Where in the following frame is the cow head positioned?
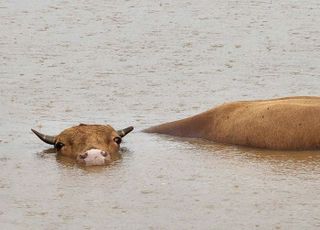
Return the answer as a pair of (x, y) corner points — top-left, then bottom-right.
(31, 124), (133, 166)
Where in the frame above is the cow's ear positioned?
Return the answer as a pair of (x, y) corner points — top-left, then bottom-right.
(113, 137), (122, 145)
(54, 142), (65, 150)
(117, 126), (134, 137)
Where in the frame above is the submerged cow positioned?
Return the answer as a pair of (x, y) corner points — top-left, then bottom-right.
(144, 96), (320, 150)
(32, 124), (133, 166)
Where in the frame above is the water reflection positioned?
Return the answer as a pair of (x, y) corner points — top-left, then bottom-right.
(162, 134), (320, 175)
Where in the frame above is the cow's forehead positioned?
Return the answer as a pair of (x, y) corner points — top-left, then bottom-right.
(58, 124), (116, 139)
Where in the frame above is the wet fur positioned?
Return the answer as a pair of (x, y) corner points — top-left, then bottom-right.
(144, 96), (320, 150)
(55, 124), (121, 160)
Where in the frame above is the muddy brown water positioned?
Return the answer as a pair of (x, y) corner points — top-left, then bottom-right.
(1, 0), (320, 229)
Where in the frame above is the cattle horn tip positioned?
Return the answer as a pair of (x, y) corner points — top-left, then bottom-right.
(31, 128), (56, 145)
(117, 126), (134, 137)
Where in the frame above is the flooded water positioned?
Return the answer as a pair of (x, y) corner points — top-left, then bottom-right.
(1, 0), (320, 229)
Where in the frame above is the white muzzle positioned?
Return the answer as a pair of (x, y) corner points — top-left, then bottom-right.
(77, 149), (111, 166)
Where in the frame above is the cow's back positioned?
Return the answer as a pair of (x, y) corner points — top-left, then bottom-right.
(145, 96), (320, 150)
(210, 96), (320, 149)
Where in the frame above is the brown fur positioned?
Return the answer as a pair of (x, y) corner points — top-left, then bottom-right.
(144, 96), (320, 150)
(54, 124), (121, 160)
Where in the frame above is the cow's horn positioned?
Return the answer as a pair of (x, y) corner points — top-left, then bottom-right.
(31, 129), (56, 145)
(117, 126), (134, 137)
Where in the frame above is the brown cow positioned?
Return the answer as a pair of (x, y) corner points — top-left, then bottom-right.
(144, 96), (320, 150)
(32, 124), (133, 166)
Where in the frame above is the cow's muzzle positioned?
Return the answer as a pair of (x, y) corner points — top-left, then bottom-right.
(77, 149), (111, 166)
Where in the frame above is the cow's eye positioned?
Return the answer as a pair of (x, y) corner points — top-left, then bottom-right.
(113, 137), (122, 145)
(54, 142), (65, 150)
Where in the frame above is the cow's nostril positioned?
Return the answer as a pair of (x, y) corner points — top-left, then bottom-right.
(80, 152), (88, 159)
(101, 151), (107, 157)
